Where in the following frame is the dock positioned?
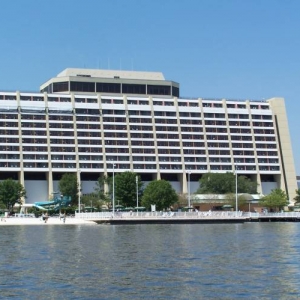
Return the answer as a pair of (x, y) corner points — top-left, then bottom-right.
(75, 211), (300, 225)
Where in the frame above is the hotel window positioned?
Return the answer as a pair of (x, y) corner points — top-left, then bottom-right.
(172, 86), (179, 97)
(97, 83), (121, 93)
(203, 103), (212, 107)
(4, 95), (17, 100)
(261, 105), (269, 110)
(70, 81), (95, 92)
(53, 82), (69, 92)
(214, 103), (223, 108)
(237, 104), (246, 109)
(227, 104), (235, 108)
(148, 85), (171, 96)
(123, 84), (146, 95)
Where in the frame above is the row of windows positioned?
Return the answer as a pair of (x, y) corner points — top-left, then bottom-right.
(157, 141), (180, 147)
(0, 152), (280, 165)
(104, 132), (127, 138)
(105, 140), (128, 146)
(132, 157), (156, 162)
(210, 165), (241, 171)
(51, 81), (178, 97)
(0, 163), (277, 171)
(1, 93), (271, 111)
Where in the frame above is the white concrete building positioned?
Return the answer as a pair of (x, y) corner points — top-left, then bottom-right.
(0, 68), (297, 204)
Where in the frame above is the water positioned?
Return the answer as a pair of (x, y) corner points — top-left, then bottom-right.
(0, 223), (300, 299)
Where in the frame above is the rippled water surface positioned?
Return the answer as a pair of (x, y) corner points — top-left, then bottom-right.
(0, 223), (300, 299)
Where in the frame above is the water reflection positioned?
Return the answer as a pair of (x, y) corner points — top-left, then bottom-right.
(0, 223), (299, 299)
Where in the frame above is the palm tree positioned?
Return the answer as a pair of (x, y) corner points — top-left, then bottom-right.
(294, 189), (300, 205)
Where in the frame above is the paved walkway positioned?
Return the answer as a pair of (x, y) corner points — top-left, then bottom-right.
(0, 216), (97, 226)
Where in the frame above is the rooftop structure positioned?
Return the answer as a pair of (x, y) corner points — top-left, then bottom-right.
(40, 68), (179, 97)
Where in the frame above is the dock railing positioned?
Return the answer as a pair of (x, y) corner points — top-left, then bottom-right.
(75, 211), (244, 220)
(75, 211), (300, 220)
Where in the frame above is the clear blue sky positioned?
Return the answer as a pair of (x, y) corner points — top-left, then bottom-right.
(0, 0), (299, 174)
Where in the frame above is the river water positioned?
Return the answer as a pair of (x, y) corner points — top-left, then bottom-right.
(0, 223), (299, 299)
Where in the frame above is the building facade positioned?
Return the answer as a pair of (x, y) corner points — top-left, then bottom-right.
(0, 68), (297, 204)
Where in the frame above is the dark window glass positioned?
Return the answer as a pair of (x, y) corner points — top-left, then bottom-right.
(148, 85), (171, 96)
(70, 81), (95, 92)
(75, 108), (100, 115)
(96, 83), (121, 93)
(53, 82), (69, 92)
(172, 86), (179, 97)
(122, 84), (146, 95)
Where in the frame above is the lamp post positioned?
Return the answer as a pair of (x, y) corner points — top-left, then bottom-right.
(112, 163), (115, 217)
(235, 164), (238, 217)
(188, 171), (191, 209)
(136, 175), (138, 212)
(78, 169), (81, 214)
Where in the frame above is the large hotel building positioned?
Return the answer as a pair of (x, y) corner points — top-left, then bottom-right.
(0, 68), (297, 205)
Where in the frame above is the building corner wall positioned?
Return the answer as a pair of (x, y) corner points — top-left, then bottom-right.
(268, 97), (297, 204)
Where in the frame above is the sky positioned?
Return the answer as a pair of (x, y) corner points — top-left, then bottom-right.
(0, 0), (299, 174)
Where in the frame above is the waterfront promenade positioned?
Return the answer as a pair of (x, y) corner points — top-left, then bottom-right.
(76, 211), (300, 224)
(0, 216), (96, 226)
(1, 211), (300, 225)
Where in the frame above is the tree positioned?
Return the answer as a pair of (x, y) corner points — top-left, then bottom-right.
(141, 180), (178, 211)
(58, 173), (78, 206)
(0, 179), (26, 212)
(294, 189), (300, 205)
(109, 171), (143, 207)
(94, 175), (110, 202)
(197, 172), (257, 194)
(81, 193), (106, 211)
(259, 188), (288, 211)
(225, 193), (248, 211)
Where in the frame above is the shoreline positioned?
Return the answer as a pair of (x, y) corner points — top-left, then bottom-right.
(0, 217), (97, 226)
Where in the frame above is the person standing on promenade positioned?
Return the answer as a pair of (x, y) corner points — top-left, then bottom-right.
(44, 212), (49, 223)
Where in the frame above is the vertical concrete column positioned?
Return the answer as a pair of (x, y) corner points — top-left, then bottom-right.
(44, 92), (53, 198)
(223, 99), (234, 171)
(149, 96), (160, 180)
(199, 98), (210, 173)
(174, 97), (186, 193)
(99, 94), (109, 194)
(71, 93), (80, 172)
(268, 97), (297, 203)
(124, 95), (133, 171)
(16, 91), (26, 203)
(247, 100), (262, 195)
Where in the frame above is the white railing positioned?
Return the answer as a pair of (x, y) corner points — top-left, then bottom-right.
(75, 211), (300, 220)
(252, 212), (300, 218)
(75, 211), (244, 220)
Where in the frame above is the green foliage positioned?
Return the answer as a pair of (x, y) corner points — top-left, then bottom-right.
(141, 180), (178, 210)
(259, 188), (288, 210)
(197, 172), (257, 194)
(0, 179), (26, 211)
(94, 175), (110, 201)
(109, 171), (143, 207)
(294, 189), (300, 204)
(81, 193), (107, 210)
(225, 193), (248, 210)
(58, 173), (78, 205)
